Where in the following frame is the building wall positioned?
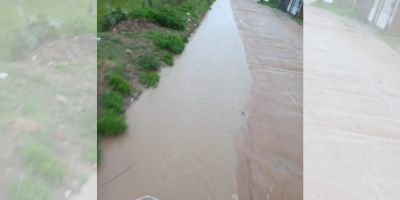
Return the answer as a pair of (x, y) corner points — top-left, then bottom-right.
(387, 2), (400, 35)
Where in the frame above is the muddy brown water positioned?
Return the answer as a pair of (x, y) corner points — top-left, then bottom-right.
(98, 0), (251, 199)
(98, 0), (303, 199)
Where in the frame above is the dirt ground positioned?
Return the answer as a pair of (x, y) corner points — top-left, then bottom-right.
(231, 0), (303, 199)
(304, 1), (400, 200)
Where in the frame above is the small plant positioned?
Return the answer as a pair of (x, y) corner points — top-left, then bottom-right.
(99, 7), (129, 31)
(106, 73), (132, 96)
(155, 5), (186, 30)
(147, 31), (185, 54)
(163, 54), (174, 65)
(20, 145), (65, 184)
(97, 110), (127, 136)
(138, 53), (161, 70)
(101, 91), (124, 113)
(9, 178), (50, 200)
(129, 7), (157, 21)
(139, 72), (160, 87)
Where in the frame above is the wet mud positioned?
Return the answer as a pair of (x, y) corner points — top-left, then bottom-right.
(231, 0), (303, 199)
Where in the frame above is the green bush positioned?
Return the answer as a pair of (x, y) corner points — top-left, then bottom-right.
(101, 91), (124, 112)
(163, 54), (174, 65)
(129, 7), (157, 21)
(138, 53), (161, 70)
(155, 6), (186, 30)
(20, 145), (65, 184)
(106, 73), (132, 96)
(99, 7), (129, 31)
(147, 31), (185, 54)
(98, 110), (127, 137)
(139, 72), (160, 87)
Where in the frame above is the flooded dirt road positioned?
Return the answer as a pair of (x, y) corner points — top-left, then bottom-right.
(231, 0), (303, 199)
(98, 0), (251, 199)
(304, 2), (400, 200)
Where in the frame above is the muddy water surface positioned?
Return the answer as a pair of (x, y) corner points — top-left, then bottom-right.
(98, 0), (251, 199)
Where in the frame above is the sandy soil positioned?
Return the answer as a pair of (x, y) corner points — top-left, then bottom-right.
(304, 2), (400, 200)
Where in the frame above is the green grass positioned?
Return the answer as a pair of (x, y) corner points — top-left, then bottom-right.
(106, 72), (132, 96)
(20, 145), (65, 184)
(101, 91), (124, 113)
(291, 16), (303, 25)
(163, 54), (174, 65)
(147, 31), (185, 54)
(154, 5), (187, 30)
(8, 178), (50, 200)
(139, 72), (160, 87)
(139, 53), (161, 70)
(258, 0), (280, 10)
(97, 110), (127, 137)
(258, 0), (302, 25)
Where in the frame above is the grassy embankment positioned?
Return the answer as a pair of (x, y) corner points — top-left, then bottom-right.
(97, 0), (215, 162)
(258, 0), (303, 25)
(311, 0), (400, 52)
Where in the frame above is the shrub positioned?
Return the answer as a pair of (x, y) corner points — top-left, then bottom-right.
(106, 73), (132, 96)
(97, 110), (127, 137)
(139, 72), (160, 87)
(155, 6), (186, 30)
(138, 53), (161, 70)
(147, 31), (185, 54)
(99, 7), (129, 31)
(102, 91), (124, 112)
(20, 145), (65, 184)
(163, 54), (174, 65)
(129, 7), (157, 21)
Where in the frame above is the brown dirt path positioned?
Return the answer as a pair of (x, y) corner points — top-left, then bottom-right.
(231, 0), (303, 199)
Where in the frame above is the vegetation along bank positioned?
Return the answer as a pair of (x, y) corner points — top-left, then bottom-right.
(97, 0), (215, 163)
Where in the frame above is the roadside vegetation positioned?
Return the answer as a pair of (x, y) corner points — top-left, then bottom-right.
(97, 0), (215, 162)
(258, 0), (303, 25)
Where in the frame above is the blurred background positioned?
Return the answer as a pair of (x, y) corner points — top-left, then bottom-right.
(304, 0), (400, 199)
(0, 0), (97, 199)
